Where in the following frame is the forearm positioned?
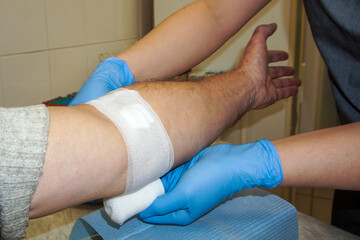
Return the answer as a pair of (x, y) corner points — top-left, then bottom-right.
(30, 70), (254, 218)
(118, 0), (269, 82)
(125, 72), (255, 164)
(274, 122), (360, 190)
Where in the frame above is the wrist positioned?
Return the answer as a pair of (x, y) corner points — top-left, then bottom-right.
(229, 139), (283, 192)
(228, 68), (258, 112)
(101, 58), (136, 87)
(256, 139), (283, 188)
(202, 70), (257, 125)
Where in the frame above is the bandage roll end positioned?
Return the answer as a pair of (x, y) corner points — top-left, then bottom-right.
(104, 179), (165, 225)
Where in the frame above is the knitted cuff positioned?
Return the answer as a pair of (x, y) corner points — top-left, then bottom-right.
(0, 105), (49, 240)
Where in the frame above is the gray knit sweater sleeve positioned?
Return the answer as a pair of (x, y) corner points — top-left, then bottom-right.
(0, 105), (49, 240)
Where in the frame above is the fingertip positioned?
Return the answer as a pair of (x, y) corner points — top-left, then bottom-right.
(139, 200), (161, 219)
(267, 50), (289, 63)
(67, 100), (78, 107)
(140, 215), (163, 224)
(139, 210), (151, 219)
(276, 86), (300, 100)
(139, 195), (169, 218)
(266, 23), (277, 37)
(140, 210), (194, 226)
(254, 23), (277, 39)
(268, 23), (277, 30)
(288, 67), (295, 76)
(283, 51), (289, 60)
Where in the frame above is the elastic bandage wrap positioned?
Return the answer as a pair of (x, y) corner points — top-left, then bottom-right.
(87, 89), (174, 194)
(104, 179), (164, 225)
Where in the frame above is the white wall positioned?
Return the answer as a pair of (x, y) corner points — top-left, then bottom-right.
(0, 0), (149, 107)
(155, 0), (292, 72)
(300, 20), (339, 133)
(154, 0), (294, 144)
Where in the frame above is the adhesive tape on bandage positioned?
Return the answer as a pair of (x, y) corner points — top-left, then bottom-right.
(87, 89), (174, 193)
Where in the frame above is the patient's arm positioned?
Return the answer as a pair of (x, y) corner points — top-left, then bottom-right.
(29, 24), (300, 218)
(118, 0), (270, 82)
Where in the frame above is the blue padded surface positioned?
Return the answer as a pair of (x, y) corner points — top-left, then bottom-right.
(70, 188), (298, 240)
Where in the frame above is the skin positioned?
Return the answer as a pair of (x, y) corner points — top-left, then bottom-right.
(275, 122), (360, 190)
(118, 0), (270, 82)
(29, 24), (299, 218)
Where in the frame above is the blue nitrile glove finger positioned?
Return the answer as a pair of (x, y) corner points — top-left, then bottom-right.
(139, 191), (193, 225)
(68, 57), (135, 106)
(160, 155), (199, 192)
(140, 139), (283, 225)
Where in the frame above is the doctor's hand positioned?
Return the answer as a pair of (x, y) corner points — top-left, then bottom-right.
(140, 139), (283, 225)
(69, 58), (135, 106)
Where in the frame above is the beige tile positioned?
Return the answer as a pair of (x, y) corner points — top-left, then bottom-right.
(244, 100), (287, 142)
(294, 193), (312, 215)
(46, 0), (86, 48)
(49, 47), (88, 97)
(0, 73), (4, 107)
(296, 187), (313, 196)
(313, 188), (334, 200)
(312, 197), (333, 224)
(84, 0), (117, 44)
(154, 0), (193, 26)
(266, 187), (291, 202)
(116, 0), (140, 40)
(220, 120), (242, 145)
(0, 53), (51, 107)
(0, 0), (47, 55)
(86, 40), (136, 75)
(266, 187), (282, 198)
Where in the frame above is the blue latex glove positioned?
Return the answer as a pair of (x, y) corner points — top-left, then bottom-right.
(68, 57), (135, 106)
(140, 139), (283, 225)
(160, 153), (200, 192)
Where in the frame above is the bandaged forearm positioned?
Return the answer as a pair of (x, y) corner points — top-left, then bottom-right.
(87, 89), (173, 223)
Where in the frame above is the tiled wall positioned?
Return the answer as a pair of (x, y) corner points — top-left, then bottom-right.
(295, 188), (334, 224)
(267, 187), (334, 224)
(0, 0), (147, 107)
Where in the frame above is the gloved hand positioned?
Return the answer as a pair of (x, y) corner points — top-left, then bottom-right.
(102, 158), (199, 225)
(140, 139), (283, 225)
(160, 153), (200, 192)
(68, 57), (135, 106)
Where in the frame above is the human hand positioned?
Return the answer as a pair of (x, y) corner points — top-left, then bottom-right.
(160, 152), (200, 192)
(68, 58), (135, 106)
(235, 23), (301, 110)
(140, 139), (283, 225)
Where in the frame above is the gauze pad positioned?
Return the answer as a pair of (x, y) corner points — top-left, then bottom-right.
(104, 179), (164, 225)
(87, 89), (174, 193)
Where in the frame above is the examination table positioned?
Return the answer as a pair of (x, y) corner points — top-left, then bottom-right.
(26, 188), (360, 239)
(69, 188), (297, 239)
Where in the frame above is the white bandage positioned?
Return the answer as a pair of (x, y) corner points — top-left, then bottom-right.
(104, 179), (164, 225)
(87, 89), (174, 193)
